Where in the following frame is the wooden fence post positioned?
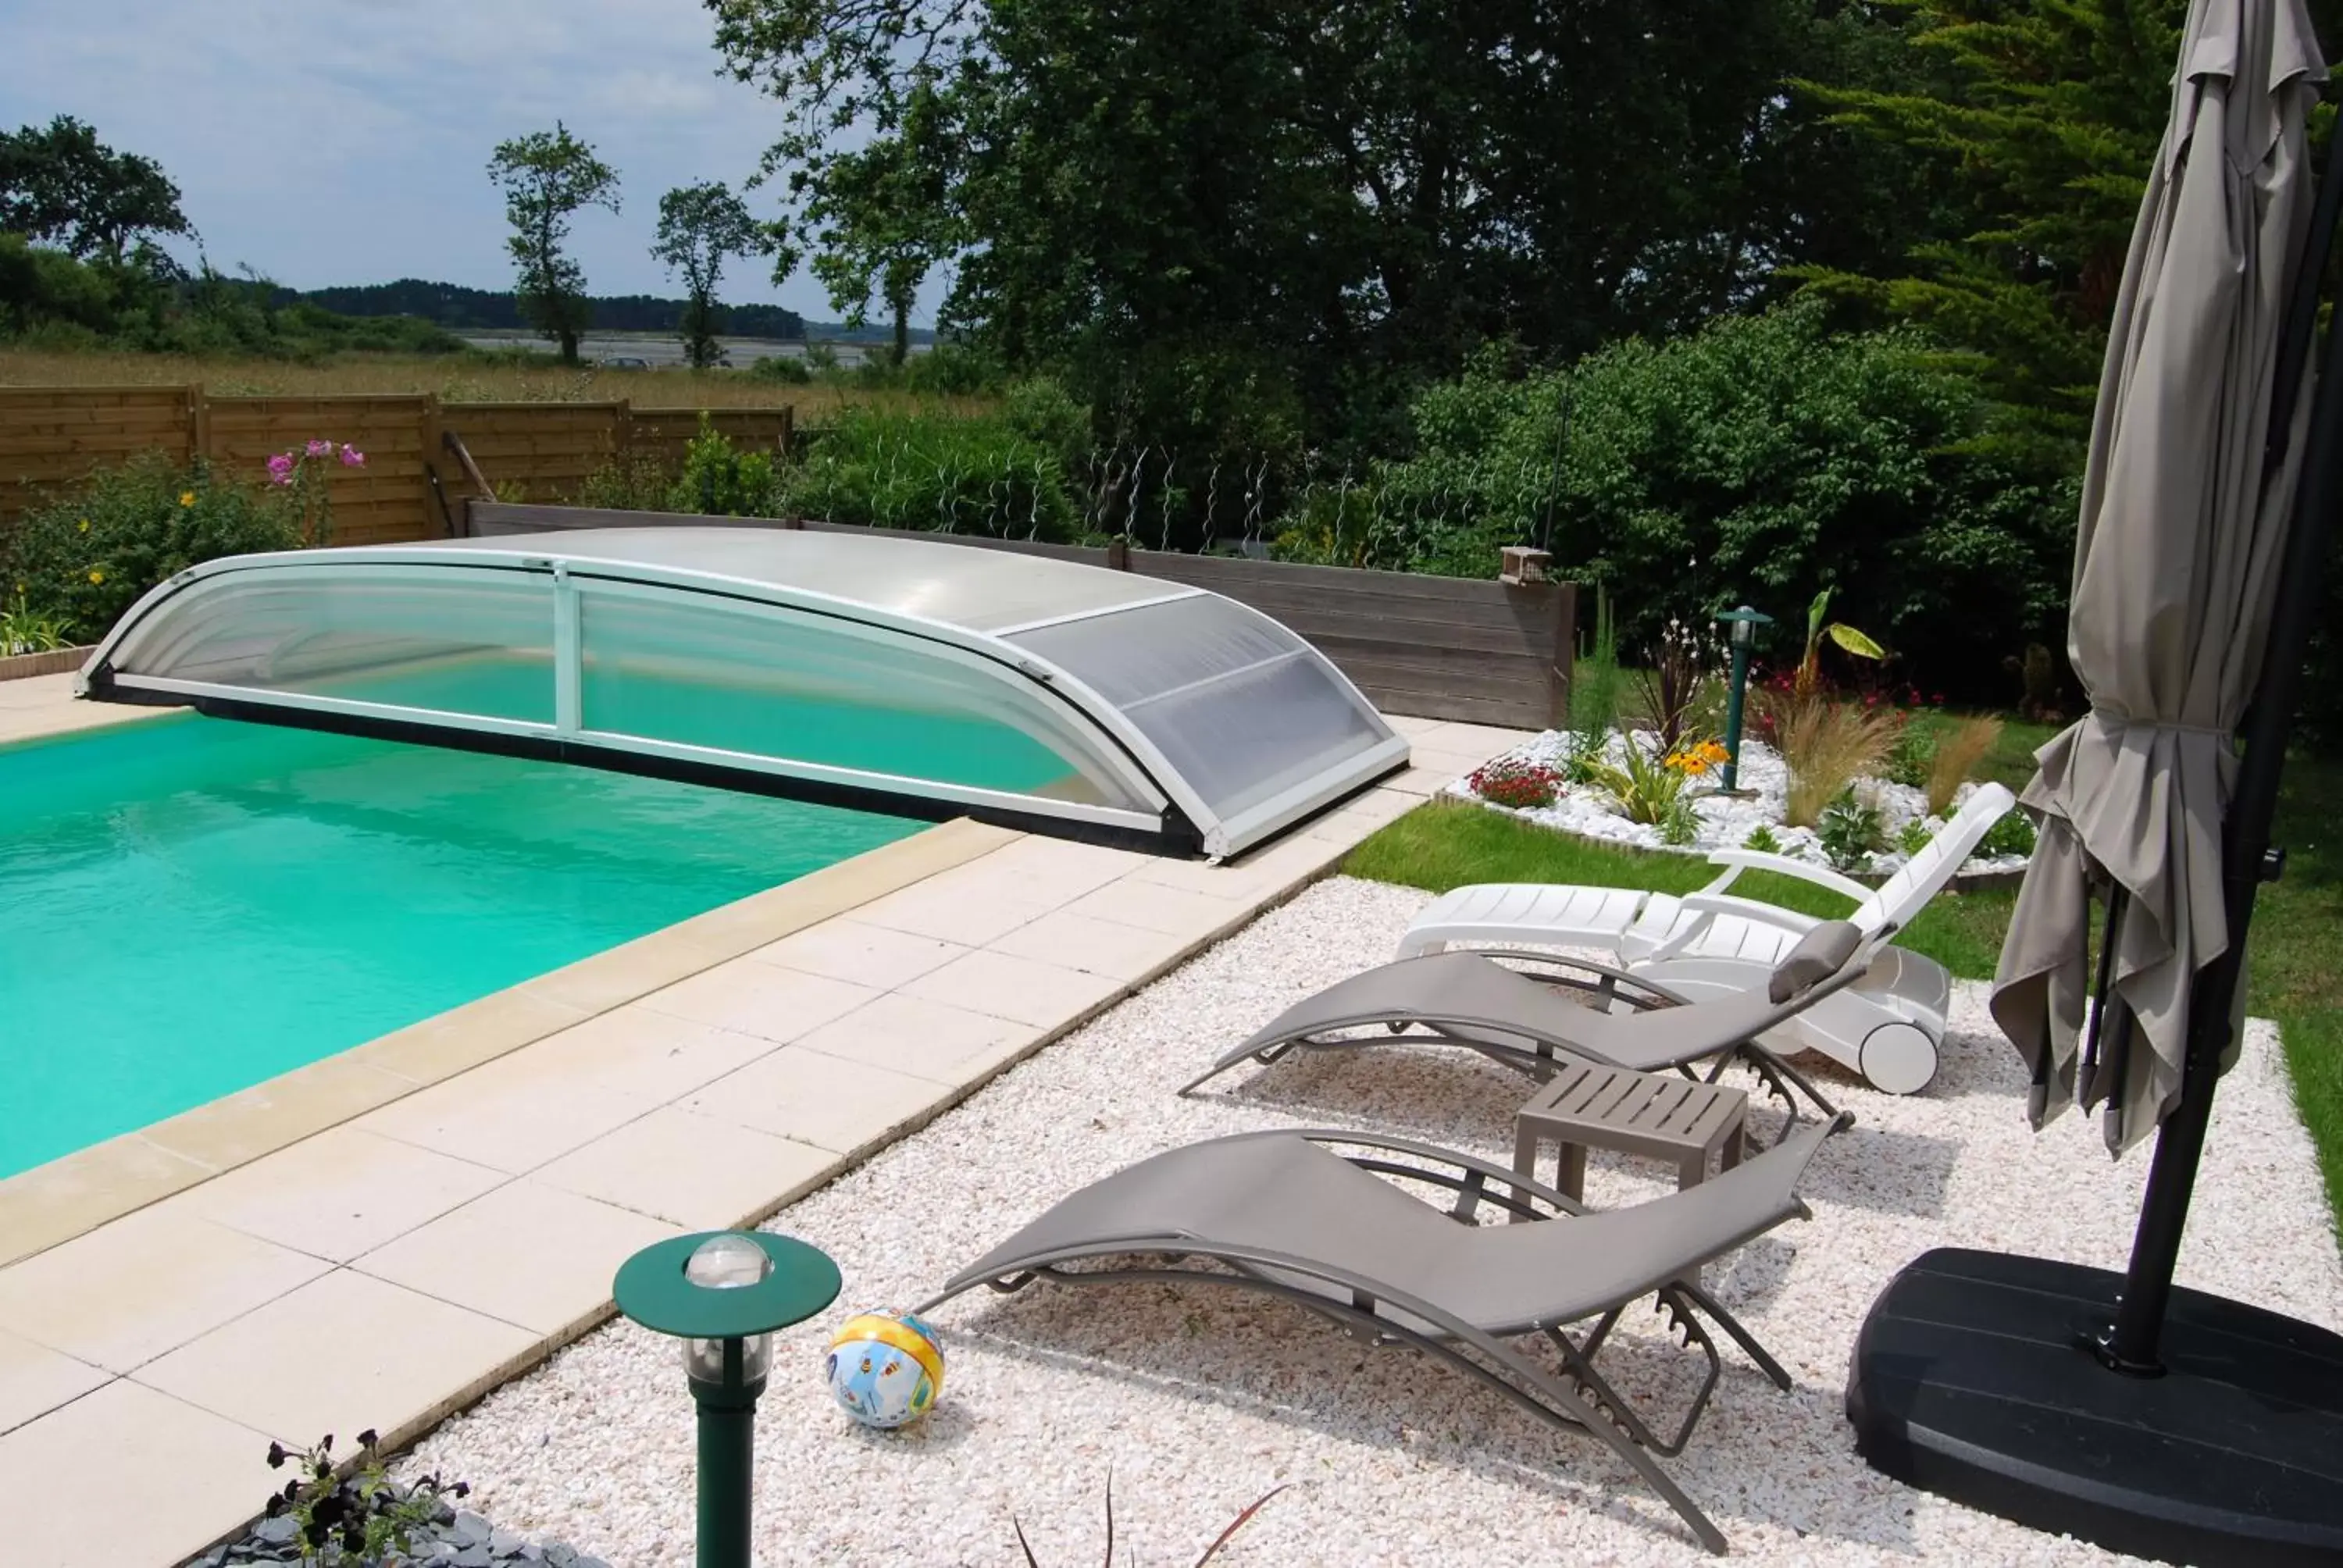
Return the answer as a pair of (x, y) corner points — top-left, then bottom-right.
(1106, 536), (1130, 572)
(188, 383), (212, 465)
(1549, 581), (1579, 728)
(419, 394), (448, 537)
(616, 399), (635, 461)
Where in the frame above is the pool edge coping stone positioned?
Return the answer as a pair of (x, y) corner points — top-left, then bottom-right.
(0, 817), (1018, 1270)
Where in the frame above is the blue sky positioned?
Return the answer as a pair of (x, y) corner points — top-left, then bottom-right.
(0, 0), (941, 323)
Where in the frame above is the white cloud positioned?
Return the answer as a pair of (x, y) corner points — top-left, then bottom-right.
(0, 0), (940, 322)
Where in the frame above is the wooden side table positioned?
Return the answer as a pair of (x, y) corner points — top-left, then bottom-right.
(1512, 1059), (1749, 1213)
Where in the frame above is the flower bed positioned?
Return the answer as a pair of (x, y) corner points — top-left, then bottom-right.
(1453, 729), (2034, 878)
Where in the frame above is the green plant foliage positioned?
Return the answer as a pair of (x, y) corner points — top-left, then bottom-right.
(785, 404), (1079, 540)
(1586, 737), (1694, 827)
(1899, 817), (1935, 857)
(1277, 304), (2073, 697)
(1658, 792), (1700, 847)
(5, 451), (301, 642)
(487, 122), (621, 365)
(262, 1431), (471, 1565)
(747, 351), (814, 385)
(1565, 587), (1624, 785)
(1742, 823), (1785, 855)
(1817, 788), (1888, 873)
(575, 451), (679, 511)
(0, 587), (71, 653)
(666, 415), (781, 518)
(1888, 711), (1944, 789)
(1979, 810), (2038, 860)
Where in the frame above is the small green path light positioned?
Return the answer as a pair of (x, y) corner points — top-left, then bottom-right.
(614, 1231), (842, 1568)
(1715, 604), (1774, 795)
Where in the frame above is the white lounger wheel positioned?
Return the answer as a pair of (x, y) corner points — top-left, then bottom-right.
(1859, 1021), (1939, 1096)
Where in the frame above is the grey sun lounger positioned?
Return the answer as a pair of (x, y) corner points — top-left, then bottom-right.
(923, 1113), (1853, 1554)
(1181, 919), (1882, 1127)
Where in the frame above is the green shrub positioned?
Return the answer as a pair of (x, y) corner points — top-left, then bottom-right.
(1001, 376), (1093, 476)
(1979, 811), (2038, 860)
(5, 452), (301, 642)
(784, 405), (1079, 540)
(575, 451), (679, 511)
(904, 343), (1006, 396)
(1817, 788), (1888, 873)
(665, 415), (780, 518)
(1742, 823), (1784, 854)
(1279, 302), (2074, 700)
(747, 353), (813, 386)
(1898, 818), (1935, 857)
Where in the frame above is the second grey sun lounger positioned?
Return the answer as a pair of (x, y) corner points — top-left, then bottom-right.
(1182, 919), (1881, 1125)
(924, 1113), (1852, 1554)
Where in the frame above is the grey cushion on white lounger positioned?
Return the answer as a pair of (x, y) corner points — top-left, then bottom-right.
(1767, 920), (1864, 1003)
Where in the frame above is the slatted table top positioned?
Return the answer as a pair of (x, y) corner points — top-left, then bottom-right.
(1517, 1058), (1748, 1161)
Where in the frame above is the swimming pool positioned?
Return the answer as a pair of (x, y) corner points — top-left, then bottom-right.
(0, 714), (920, 1180)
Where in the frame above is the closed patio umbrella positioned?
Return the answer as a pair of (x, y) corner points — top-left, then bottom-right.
(1847, 3), (2343, 1563)
(1990, 0), (2324, 1155)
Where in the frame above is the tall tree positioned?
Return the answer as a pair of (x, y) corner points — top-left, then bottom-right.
(798, 80), (958, 365)
(0, 115), (193, 265)
(651, 180), (772, 368)
(1793, 1), (2188, 455)
(487, 124), (620, 365)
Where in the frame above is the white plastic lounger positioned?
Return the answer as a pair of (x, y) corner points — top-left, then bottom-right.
(1396, 782), (2018, 1095)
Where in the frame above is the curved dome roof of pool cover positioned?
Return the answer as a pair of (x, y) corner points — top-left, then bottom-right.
(79, 528), (1410, 857)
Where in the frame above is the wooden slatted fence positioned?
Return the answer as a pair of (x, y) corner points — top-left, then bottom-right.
(464, 500), (1572, 728)
(0, 388), (794, 547)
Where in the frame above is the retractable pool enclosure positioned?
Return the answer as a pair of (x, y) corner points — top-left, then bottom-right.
(77, 528), (1410, 857)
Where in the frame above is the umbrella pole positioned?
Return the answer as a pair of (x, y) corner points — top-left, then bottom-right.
(2099, 117), (2343, 1374)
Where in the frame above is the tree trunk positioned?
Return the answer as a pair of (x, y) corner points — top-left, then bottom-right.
(559, 328), (580, 365)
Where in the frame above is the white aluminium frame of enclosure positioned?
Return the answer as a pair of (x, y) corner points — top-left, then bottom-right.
(77, 528), (1410, 857)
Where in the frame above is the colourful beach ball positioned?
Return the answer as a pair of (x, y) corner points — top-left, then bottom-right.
(826, 1311), (944, 1429)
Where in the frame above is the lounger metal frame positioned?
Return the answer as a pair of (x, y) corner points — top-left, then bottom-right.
(923, 1124), (1848, 1555)
(1180, 949), (1853, 1131)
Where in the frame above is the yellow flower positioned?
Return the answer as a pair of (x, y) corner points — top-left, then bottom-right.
(87, 569), (105, 585)
(179, 490), (196, 508)
(77, 519), (90, 533)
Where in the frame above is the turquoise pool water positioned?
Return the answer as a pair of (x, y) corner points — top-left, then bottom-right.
(0, 715), (921, 1180)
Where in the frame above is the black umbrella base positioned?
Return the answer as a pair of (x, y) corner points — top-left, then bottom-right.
(1846, 1248), (2343, 1566)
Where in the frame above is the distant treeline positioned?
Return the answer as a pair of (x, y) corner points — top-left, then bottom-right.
(291, 278), (810, 340)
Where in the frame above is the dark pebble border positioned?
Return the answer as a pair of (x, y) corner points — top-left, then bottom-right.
(184, 1497), (610, 1568)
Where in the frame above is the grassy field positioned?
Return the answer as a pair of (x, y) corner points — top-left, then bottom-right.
(0, 347), (990, 415)
(1345, 719), (2343, 1233)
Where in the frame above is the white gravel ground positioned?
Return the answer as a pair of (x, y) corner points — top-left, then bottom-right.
(1460, 730), (2031, 878)
(403, 877), (2340, 1566)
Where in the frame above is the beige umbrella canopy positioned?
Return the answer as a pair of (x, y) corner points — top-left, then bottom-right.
(1991, 0), (2326, 1154)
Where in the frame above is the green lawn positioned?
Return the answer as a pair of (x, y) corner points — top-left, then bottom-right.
(1343, 725), (2343, 1230)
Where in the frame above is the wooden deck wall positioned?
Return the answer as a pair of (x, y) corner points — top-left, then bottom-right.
(466, 501), (1574, 728)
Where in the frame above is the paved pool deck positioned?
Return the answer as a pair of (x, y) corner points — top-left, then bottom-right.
(0, 672), (1527, 1568)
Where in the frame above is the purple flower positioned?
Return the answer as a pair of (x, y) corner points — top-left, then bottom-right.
(338, 445), (366, 467)
(305, 439), (332, 458)
(266, 453), (295, 486)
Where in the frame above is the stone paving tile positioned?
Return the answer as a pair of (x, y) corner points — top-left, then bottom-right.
(503, 1007), (782, 1103)
(897, 948), (1126, 1030)
(351, 1049), (662, 1176)
(635, 961), (878, 1046)
(180, 1127), (505, 1265)
(793, 993), (1027, 1085)
(683, 1045), (954, 1157)
(532, 1107), (840, 1230)
(0, 1202), (331, 1375)
(355, 1181), (682, 1338)
(0, 1378), (274, 1568)
(0, 1327), (108, 1437)
(848, 878), (1061, 946)
(749, 918), (970, 991)
(136, 1269), (538, 1454)
(986, 907), (1195, 982)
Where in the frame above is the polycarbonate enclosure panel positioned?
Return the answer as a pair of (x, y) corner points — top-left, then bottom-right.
(1010, 594), (1394, 823)
(442, 526), (1165, 633)
(575, 589), (1150, 810)
(104, 570), (555, 723)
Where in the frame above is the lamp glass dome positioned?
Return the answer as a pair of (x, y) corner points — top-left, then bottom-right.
(683, 1234), (777, 1386)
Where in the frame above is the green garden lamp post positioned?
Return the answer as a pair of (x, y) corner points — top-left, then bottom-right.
(1715, 604), (1774, 794)
(614, 1231), (842, 1568)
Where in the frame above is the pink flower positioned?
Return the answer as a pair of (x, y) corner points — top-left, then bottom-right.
(305, 439), (332, 458)
(266, 453), (295, 486)
(338, 445), (366, 467)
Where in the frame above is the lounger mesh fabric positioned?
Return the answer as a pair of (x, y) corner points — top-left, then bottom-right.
(79, 527), (1409, 857)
